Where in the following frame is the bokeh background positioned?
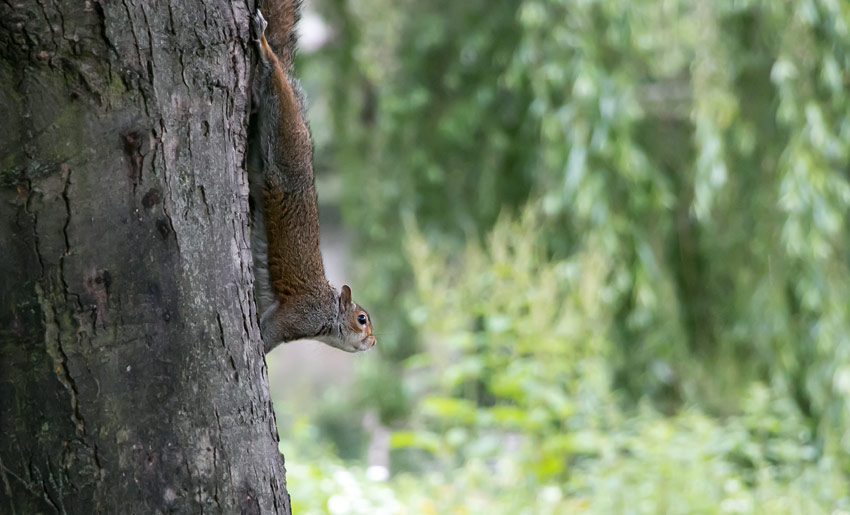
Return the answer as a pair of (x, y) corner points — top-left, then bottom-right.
(266, 0), (850, 513)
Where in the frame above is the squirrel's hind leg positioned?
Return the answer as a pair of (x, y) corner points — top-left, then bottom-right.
(250, 10), (269, 46)
(251, 10), (279, 68)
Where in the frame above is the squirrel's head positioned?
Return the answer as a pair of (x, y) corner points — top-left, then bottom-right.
(330, 285), (376, 353)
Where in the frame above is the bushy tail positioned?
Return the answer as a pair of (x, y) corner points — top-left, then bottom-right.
(261, 0), (301, 70)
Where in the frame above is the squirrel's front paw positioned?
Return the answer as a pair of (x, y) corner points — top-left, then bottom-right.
(250, 10), (268, 43)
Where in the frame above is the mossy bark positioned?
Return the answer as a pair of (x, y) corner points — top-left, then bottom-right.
(0, 1), (291, 513)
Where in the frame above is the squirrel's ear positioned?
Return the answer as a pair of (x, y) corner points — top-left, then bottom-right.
(340, 285), (352, 309)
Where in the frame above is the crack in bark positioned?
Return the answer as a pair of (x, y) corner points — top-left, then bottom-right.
(33, 250), (87, 445)
(58, 164), (73, 301)
(212, 442), (220, 510)
(119, 0), (143, 69)
(92, 1), (119, 57)
(199, 185), (212, 217)
(156, 125), (182, 255)
(0, 455), (18, 515)
(121, 129), (144, 197)
(25, 180), (46, 279)
(50, 0), (67, 47)
(139, 3), (155, 86)
(238, 291), (254, 348)
(1, 459), (40, 509)
(29, 459), (64, 515)
(166, 0), (177, 38)
(178, 49), (191, 92)
(213, 405), (237, 503)
(197, 0), (208, 46)
(35, 0), (57, 51)
(226, 1), (244, 53)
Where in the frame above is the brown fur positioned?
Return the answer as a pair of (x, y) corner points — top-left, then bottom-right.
(254, 10), (325, 306)
(261, 0), (300, 70)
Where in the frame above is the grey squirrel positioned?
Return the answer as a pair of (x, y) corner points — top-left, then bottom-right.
(249, 4), (375, 353)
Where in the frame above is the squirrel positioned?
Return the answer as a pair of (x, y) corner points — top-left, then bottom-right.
(248, 4), (376, 354)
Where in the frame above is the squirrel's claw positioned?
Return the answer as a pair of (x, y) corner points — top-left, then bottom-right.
(250, 10), (268, 44)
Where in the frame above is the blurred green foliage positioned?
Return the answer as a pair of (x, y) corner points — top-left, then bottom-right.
(287, 0), (850, 511)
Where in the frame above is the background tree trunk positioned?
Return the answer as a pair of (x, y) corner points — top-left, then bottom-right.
(0, 1), (291, 513)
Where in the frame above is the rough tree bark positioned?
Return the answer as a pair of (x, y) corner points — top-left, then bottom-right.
(0, 1), (291, 513)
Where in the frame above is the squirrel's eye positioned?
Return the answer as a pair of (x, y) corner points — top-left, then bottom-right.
(357, 314), (367, 325)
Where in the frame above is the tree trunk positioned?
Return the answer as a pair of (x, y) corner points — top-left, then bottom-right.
(0, 1), (291, 513)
